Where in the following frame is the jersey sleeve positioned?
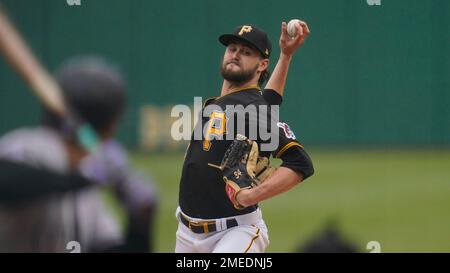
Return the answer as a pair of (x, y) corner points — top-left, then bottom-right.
(278, 143), (314, 180)
(243, 97), (314, 180)
(262, 89), (283, 106)
(271, 121), (301, 158)
(271, 121), (314, 180)
(252, 101), (314, 180)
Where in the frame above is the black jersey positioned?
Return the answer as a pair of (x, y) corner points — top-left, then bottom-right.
(179, 86), (314, 219)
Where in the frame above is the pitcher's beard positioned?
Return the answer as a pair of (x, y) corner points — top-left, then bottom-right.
(221, 62), (259, 85)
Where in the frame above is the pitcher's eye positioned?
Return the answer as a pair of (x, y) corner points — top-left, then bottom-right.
(243, 50), (252, 56)
(228, 46), (237, 52)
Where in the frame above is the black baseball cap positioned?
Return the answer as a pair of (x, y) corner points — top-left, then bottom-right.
(219, 25), (272, 58)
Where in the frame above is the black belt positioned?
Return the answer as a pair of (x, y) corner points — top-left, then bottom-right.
(180, 213), (238, 234)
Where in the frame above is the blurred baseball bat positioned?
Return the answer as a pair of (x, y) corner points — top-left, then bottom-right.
(0, 7), (66, 118)
(0, 7), (98, 151)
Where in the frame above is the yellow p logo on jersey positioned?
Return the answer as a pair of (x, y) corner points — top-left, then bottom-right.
(203, 111), (227, 151)
(238, 25), (253, 36)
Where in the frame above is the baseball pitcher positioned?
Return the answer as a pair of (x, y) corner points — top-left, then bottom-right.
(176, 21), (314, 253)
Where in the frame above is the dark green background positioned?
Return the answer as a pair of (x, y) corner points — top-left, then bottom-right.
(1, 0), (449, 147)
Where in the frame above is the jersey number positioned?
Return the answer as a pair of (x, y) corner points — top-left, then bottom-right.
(203, 111), (226, 151)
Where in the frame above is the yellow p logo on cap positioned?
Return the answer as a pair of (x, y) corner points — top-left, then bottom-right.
(238, 25), (253, 36)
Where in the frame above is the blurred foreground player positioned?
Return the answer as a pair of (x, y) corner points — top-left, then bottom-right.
(0, 57), (158, 252)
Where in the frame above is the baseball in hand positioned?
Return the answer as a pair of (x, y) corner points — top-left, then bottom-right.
(287, 19), (303, 38)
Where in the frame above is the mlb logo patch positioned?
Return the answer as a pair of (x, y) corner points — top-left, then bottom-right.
(277, 122), (296, 140)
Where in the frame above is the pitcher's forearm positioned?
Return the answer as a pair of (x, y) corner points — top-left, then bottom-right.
(265, 54), (293, 97)
(237, 167), (303, 207)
